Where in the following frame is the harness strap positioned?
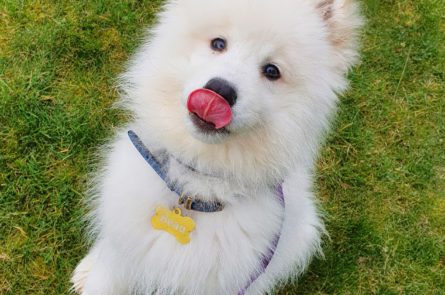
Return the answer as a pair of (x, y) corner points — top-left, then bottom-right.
(237, 185), (285, 295)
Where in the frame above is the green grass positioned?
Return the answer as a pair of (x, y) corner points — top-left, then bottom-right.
(1, 0), (444, 294)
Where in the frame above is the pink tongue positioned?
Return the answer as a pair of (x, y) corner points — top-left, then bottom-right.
(187, 89), (232, 129)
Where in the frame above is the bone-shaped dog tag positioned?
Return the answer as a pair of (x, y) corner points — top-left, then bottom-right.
(151, 207), (195, 245)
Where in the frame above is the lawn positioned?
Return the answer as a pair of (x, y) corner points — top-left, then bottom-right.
(0, 0), (444, 294)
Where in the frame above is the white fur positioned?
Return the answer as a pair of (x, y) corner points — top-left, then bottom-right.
(72, 0), (362, 294)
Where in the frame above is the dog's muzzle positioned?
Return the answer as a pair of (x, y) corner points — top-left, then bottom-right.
(187, 78), (237, 131)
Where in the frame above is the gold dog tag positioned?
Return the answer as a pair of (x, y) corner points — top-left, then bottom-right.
(151, 207), (196, 245)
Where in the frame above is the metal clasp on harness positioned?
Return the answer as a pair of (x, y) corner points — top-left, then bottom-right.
(179, 194), (193, 210)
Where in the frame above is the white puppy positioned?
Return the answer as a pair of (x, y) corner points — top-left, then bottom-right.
(72, 0), (362, 294)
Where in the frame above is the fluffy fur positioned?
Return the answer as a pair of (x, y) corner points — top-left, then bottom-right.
(72, 0), (362, 294)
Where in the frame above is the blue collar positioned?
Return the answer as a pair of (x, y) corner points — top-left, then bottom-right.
(128, 130), (224, 213)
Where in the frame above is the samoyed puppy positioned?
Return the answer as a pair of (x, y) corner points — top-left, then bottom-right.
(72, 0), (362, 294)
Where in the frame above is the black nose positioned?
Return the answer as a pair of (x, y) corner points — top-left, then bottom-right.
(204, 78), (237, 107)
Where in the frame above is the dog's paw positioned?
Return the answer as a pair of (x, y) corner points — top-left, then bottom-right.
(71, 253), (96, 294)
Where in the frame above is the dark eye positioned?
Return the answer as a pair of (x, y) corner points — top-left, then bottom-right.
(211, 38), (226, 52)
(263, 64), (281, 81)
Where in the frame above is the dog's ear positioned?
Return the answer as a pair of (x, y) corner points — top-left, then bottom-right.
(317, 0), (336, 21)
(316, 0), (363, 72)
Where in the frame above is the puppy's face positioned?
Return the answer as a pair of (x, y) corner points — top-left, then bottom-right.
(181, 27), (294, 144)
(176, 3), (318, 145)
(180, 28), (291, 143)
(126, 0), (361, 178)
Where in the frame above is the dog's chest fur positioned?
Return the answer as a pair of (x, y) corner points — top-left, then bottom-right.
(96, 135), (284, 295)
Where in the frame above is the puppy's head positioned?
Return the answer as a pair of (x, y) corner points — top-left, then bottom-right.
(122, 0), (362, 183)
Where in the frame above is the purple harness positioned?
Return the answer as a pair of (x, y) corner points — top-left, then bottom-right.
(237, 185), (285, 295)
